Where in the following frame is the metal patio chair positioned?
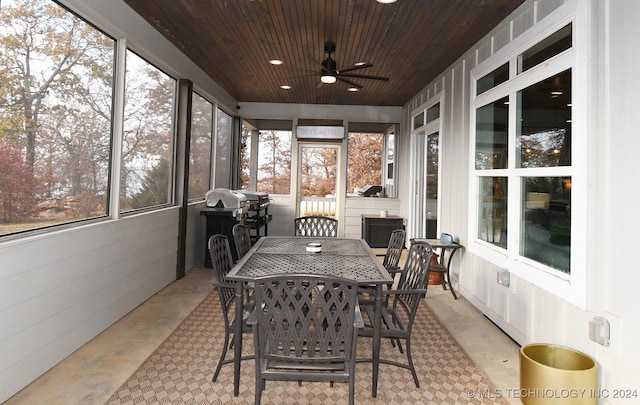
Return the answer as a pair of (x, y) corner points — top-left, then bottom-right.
(379, 228), (405, 276)
(293, 215), (338, 237)
(249, 274), (363, 405)
(358, 239), (433, 388)
(232, 223), (252, 260)
(207, 234), (254, 382)
(360, 228), (406, 302)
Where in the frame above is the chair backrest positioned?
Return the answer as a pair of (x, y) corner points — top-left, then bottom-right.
(252, 274), (359, 368)
(382, 229), (405, 269)
(294, 215), (338, 237)
(207, 234), (235, 306)
(232, 223), (252, 259)
(394, 240), (433, 315)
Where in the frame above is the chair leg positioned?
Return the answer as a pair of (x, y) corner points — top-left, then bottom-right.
(212, 329), (230, 382)
(405, 337), (420, 388)
(254, 380), (262, 405)
(349, 377), (355, 405)
(389, 336), (404, 351)
(254, 333), (263, 405)
(254, 373), (265, 405)
(349, 362), (356, 405)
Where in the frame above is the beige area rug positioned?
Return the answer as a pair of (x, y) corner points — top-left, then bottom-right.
(107, 290), (507, 405)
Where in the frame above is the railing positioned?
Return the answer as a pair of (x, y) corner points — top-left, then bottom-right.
(298, 197), (336, 217)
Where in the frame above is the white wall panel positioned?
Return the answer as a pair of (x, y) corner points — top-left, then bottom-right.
(506, 276), (530, 341)
(0, 208), (179, 402)
(476, 40), (493, 65)
(538, 0), (569, 22)
(493, 24), (512, 53)
(596, 0), (640, 398)
(512, 4), (536, 39)
(265, 195), (296, 237)
(343, 198), (402, 240)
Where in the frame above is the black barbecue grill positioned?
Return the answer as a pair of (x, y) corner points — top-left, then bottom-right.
(235, 190), (271, 242)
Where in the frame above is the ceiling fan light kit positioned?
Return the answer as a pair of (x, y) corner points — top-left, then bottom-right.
(321, 74), (337, 84)
(317, 41), (389, 89)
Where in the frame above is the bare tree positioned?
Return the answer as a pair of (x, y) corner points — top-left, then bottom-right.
(347, 133), (383, 191)
(257, 130), (291, 194)
(0, 0), (114, 169)
(0, 140), (38, 222)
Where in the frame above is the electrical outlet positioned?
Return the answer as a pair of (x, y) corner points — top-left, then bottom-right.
(589, 316), (610, 346)
(496, 269), (510, 287)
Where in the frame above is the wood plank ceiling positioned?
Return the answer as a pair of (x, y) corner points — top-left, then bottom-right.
(123, 0), (525, 106)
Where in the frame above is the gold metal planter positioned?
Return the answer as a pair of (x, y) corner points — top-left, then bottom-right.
(520, 343), (598, 404)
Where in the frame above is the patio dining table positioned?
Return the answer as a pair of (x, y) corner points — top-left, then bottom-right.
(225, 236), (393, 398)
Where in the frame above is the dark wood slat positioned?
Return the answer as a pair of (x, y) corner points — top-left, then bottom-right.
(123, 0), (525, 106)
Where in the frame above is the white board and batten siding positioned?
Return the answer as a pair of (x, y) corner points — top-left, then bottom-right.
(401, 0), (640, 402)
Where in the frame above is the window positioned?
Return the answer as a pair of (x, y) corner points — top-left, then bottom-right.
(521, 176), (570, 271)
(425, 132), (439, 237)
(240, 120), (292, 194)
(386, 132), (395, 183)
(475, 97), (509, 170)
(347, 132), (383, 194)
(188, 93), (213, 200)
(478, 176), (508, 248)
(120, 51), (176, 212)
(214, 108), (233, 189)
(346, 122), (397, 198)
(0, 0), (114, 236)
(257, 130), (292, 194)
(472, 24), (574, 275)
(411, 98), (441, 239)
(426, 103), (441, 123)
(239, 124), (253, 189)
(477, 63), (509, 95)
(518, 24), (572, 73)
(412, 111), (425, 130)
(516, 70), (572, 169)
(517, 69), (572, 272)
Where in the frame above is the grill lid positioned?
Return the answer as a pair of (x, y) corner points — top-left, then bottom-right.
(205, 188), (247, 209)
(234, 190), (269, 201)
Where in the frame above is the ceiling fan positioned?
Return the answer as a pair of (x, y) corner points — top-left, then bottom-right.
(317, 42), (389, 89)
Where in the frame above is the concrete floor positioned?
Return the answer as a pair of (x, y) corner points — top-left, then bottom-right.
(5, 263), (521, 405)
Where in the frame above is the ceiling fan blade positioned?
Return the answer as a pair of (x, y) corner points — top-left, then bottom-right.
(310, 57), (329, 72)
(339, 72), (389, 81)
(336, 76), (363, 89)
(336, 63), (373, 73)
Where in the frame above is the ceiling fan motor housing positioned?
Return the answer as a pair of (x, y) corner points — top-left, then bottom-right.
(322, 57), (337, 72)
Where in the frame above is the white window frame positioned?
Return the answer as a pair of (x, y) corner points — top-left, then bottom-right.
(468, 3), (589, 308)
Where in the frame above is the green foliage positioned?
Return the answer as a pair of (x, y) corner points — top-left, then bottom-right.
(129, 159), (171, 209)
